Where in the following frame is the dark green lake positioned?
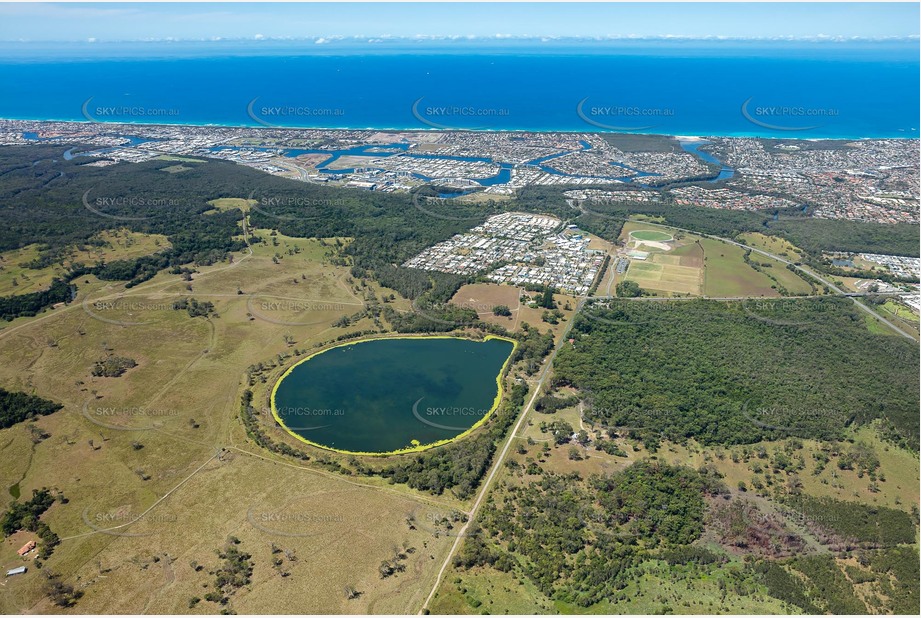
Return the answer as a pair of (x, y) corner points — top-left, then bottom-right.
(272, 337), (515, 454)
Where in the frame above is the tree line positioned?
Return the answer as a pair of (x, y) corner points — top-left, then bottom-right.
(551, 298), (920, 449)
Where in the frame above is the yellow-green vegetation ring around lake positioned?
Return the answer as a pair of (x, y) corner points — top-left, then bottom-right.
(270, 334), (518, 457)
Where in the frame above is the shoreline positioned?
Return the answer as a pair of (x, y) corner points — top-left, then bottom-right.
(2, 116), (917, 142)
(268, 333), (520, 458)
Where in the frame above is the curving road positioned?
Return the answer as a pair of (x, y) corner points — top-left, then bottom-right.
(419, 215), (916, 611)
(579, 210), (916, 341)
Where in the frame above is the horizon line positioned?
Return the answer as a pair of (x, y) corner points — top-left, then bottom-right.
(2, 116), (917, 142)
(2, 34), (919, 44)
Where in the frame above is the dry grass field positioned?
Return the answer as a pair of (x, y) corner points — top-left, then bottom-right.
(2, 452), (457, 614)
(0, 216), (478, 614)
(450, 283), (521, 329)
(448, 282), (578, 337)
(0, 230), (170, 296)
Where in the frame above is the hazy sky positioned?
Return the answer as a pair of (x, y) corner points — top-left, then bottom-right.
(0, 2), (918, 42)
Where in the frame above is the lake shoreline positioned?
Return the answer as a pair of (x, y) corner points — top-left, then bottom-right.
(269, 332), (519, 457)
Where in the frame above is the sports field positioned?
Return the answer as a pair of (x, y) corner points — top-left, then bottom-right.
(619, 224), (703, 296)
(629, 229), (674, 242)
(625, 253), (702, 296)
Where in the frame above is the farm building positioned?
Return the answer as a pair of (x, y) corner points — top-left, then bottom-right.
(17, 540), (35, 556)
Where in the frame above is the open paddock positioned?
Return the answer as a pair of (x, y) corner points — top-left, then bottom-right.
(0, 222), (465, 613)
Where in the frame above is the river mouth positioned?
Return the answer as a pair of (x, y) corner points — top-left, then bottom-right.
(270, 335), (517, 455)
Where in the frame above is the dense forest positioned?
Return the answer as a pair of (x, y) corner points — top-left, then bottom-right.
(0, 388), (63, 429)
(551, 297), (920, 449)
(0, 145), (245, 259)
(0, 278), (73, 321)
(782, 494), (916, 547)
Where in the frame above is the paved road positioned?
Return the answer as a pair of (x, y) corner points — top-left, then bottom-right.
(419, 297), (586, 613)
(592, 292), (907, 302)
(715, 232), (915, 341)
(419, 216), (916, 611)
(580, 210), (916, 341)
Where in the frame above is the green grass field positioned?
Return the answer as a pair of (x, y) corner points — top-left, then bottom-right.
(630, 230), (674, 242)
(159, 164), (193, 174)
(429, 566), (555, 615)
(700, 238), (778, 297)
(874, 300), (920, 339)
(206, 197), (257, 213)
(763, 262), (816, 295)
(863, 312), (901, 336)
(618, 223), (808, 299)
(737, 232), (804, 262)
(618, 223), (703, 296)
(881, 300), (920, 322)
(625, 257), (701, 296)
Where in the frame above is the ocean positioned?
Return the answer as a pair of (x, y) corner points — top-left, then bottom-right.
(1, 41), (918, 138)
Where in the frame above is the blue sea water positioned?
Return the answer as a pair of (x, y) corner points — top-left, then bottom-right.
(0, 41), (917, 138)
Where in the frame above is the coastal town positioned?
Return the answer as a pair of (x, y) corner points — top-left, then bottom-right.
(857, 253), (921, 279)
(2, 117), (918, 311)
(402, 212), (605, 295)
(706, 137), (920, 224)
(668, 185), (800, 211)
(1, 118), (917, 226)
(4, 116), (917, 311)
